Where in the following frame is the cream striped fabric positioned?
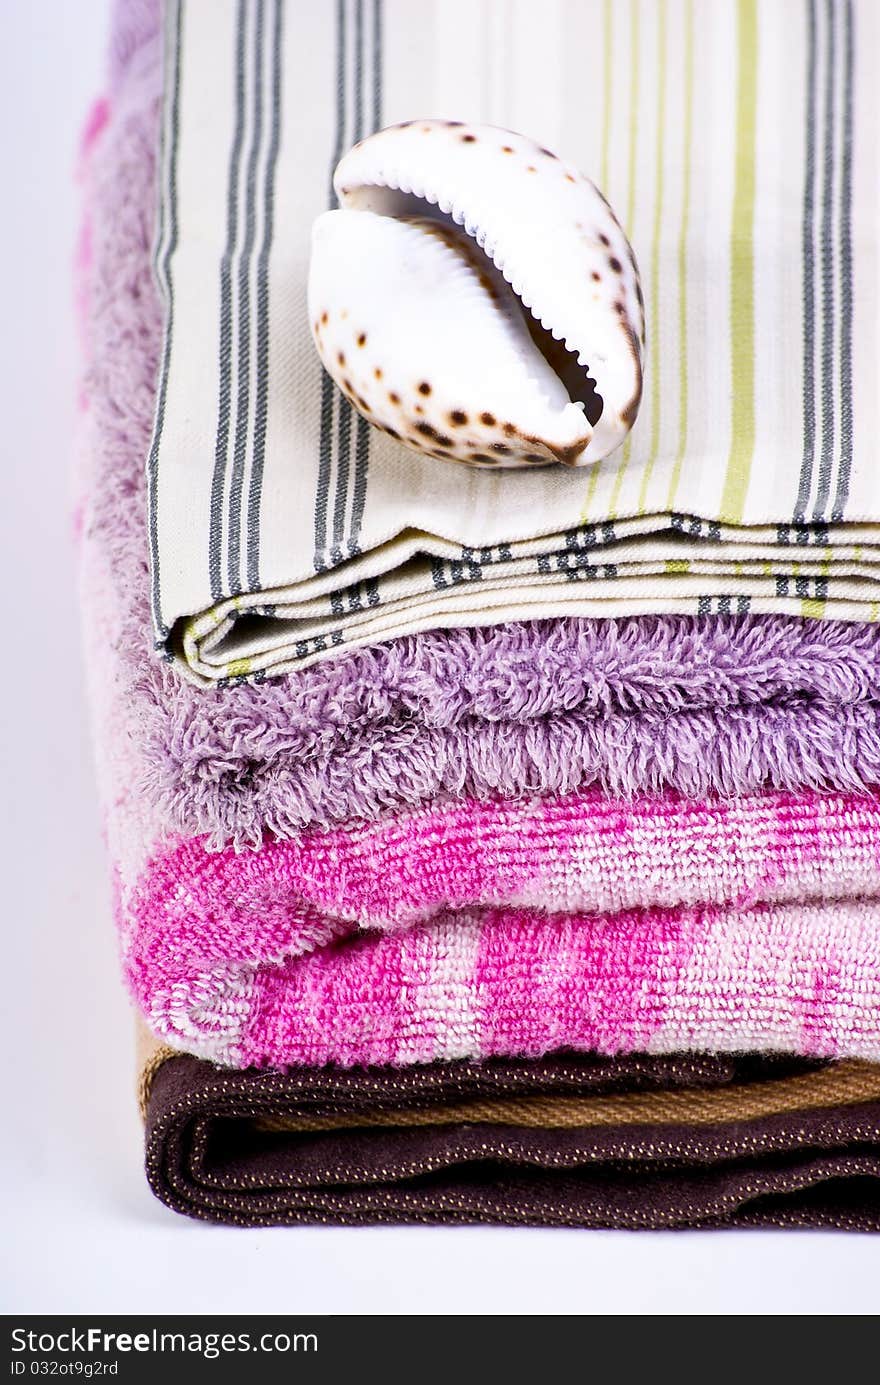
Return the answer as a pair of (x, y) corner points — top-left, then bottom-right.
(149, 0), (880, 684)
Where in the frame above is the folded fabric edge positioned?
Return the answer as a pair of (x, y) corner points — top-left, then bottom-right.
(141, 1047), (880, 1230)
(137, 1030), (880, 1134)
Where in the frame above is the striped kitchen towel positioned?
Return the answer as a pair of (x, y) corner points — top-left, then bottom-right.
(149, 0), (879, 682)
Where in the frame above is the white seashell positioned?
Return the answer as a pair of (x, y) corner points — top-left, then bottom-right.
(308, 120), (645, 469)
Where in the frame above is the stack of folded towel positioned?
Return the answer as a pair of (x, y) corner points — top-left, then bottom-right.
(77, 0), (880, 1229)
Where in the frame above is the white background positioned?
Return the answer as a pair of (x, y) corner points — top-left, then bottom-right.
(2, 1), (879, 1317)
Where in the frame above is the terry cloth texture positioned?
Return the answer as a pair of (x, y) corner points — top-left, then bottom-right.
(79, 2), (880, 855)
(126, 788), (880, 1067)
(81, 10), (880, 1077)
(142, 1046), (880, 1228)
(150, 0), (880, 682)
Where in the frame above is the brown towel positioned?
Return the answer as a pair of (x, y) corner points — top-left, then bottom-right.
(140, 1037), (880, 1229)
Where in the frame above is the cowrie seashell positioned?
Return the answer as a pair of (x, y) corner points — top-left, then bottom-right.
(308, 120), (644, 469)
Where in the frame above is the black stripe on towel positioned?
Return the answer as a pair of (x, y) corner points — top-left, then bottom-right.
(331, 0), (366, 565)
(227, 0), (266, 593)
(246, 0), (284, 590)
(794, 0), (818, 524)
(812, 0), (838, 521)
(346, 0), (383, 559)
(147, 0), (184, 643)
(208, 0), (249, 600)
(831, 0), (855, 522)
(314, 0), (348, 572)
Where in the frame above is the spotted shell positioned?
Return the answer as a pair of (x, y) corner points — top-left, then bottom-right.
(308, 120), (644, 469)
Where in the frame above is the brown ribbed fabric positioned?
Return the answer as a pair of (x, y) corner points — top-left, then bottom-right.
(252, 1062), (880, 1133)
(141, 1045), (880, 1229)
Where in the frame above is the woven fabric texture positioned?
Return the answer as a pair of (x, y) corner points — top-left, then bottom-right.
(143, 1049), (880, 1229)
(150, 0), (879, 682)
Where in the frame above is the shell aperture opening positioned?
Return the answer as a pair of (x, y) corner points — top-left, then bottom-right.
(308, 120), (644, 469)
